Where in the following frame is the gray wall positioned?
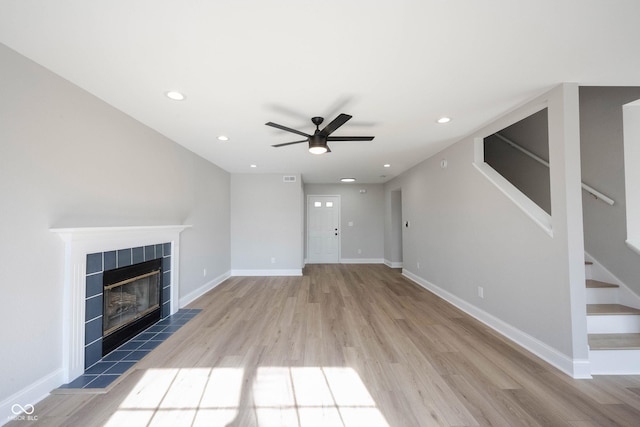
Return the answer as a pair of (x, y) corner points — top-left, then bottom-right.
(231, 174), (304, 272)
(580, 87), (640, 296)
(484, 108), (552, 214)
(384, 84), (588, 374)
(304, 184), (384, 262)
(0, 44), (231, 403)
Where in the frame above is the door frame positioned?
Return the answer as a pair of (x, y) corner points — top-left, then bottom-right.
(306, 194), (341, 264)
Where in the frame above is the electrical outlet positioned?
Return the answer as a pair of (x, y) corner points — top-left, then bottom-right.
(271, 257), (276, 264)
(478, 286), (484, 298)
(357, 249), (362, 254)
(203, 268), (207, 277)
(417, 262), (420, 269)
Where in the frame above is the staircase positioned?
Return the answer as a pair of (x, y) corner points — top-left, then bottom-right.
(585, 261), (640, 374)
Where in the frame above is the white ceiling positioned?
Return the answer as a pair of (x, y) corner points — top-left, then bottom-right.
(2, 1), (639, 183)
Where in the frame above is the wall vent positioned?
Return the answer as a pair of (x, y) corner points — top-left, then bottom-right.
(283, 176), (297, 183)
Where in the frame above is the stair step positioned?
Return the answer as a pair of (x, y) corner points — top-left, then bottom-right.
(589, 333), (640, 350)
(587, 304), (640, 316)
(586, 279), (619, 289)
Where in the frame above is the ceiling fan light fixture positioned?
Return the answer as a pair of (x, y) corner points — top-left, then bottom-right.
(308, 134), (328, 154)
(309, 146), (328, 155)
(165, 90), (186, 101)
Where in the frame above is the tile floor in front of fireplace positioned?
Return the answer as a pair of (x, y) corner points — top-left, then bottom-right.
(59, 309), (201, 391)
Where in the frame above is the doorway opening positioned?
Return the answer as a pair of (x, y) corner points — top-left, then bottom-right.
(390, 189), (403, 268)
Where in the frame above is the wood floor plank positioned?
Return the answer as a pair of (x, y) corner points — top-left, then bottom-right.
(441, 374), (513, 427)
(504, 388), (570, 426)
(9, 264), (640, 427)
(438, 331), (523, 390)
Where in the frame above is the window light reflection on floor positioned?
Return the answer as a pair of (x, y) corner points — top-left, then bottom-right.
(106, 366), (389, 427)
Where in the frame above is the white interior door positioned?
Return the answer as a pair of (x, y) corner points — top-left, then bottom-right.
(307, 195), (340, 263)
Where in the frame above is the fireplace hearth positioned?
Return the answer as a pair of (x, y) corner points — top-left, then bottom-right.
(102, 258), (162, 355)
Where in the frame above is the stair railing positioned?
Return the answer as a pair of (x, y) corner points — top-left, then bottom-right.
(493, 132), (615, 206)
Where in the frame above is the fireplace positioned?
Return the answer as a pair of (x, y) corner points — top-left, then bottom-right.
(51, 225), (190, 382)
(102, 258), (162, 355)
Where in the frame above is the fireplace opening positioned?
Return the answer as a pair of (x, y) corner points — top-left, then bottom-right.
(102, 258), (162, 356)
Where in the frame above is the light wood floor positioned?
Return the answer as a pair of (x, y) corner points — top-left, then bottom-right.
(10, 264), (640, 426)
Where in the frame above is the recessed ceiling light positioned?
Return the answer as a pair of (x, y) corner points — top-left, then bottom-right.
(437, 116), (451, 124)
(340, 178), (356, 183)
(250, 164), (257, 168)
(217, 135), (229, 141)
(165, 91), (186, 101)
(383, 164), (391, 168)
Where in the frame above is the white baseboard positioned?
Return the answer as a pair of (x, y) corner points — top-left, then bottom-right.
(384, 259), (403, 268)
(626, 239), (640, 256)
(179, 271), (231, 308)
(402, 269), (591, 379)
(572, 358), (592, 379)
(231, 269), (303, 277)
(1, 368), (64, 425)
(340, 258), (385, 264)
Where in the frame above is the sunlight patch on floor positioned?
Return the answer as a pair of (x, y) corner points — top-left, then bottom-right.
(193, 367), (245, 426)
(106, 366), (389, 426)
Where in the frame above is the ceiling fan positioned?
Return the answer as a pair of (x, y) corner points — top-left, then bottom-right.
(265, 113), (374, 154)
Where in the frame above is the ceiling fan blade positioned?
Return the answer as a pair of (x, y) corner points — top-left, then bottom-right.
(319, 113), (352, 137)
(326, 136), (375, 141)
(265, 122), (310, 138)
(323, 96), (353, 120)
(271, 139), (308, 148)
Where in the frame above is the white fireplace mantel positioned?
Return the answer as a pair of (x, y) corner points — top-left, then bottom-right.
(51, 224), (191, 382)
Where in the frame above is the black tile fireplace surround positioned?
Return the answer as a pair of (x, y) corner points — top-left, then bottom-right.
(85, 243), (171, 369)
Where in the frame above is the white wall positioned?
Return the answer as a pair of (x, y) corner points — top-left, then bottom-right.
(580, 87), (640, 296)
(231, 174), (303, 274)
(385, 84), (589, 377)
(304, 184), (384, 263)
(0, 44), (231, 409)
